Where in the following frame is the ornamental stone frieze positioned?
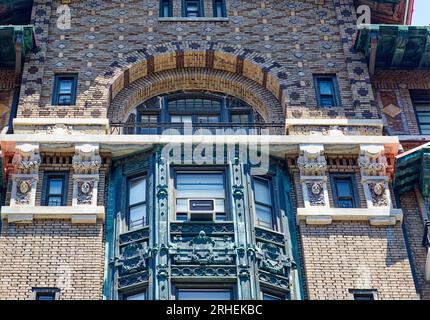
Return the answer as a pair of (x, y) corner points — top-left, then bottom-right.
(72, 144), (101, 207)
(358, 145), (391, 209)
(298, 144), (330, 209)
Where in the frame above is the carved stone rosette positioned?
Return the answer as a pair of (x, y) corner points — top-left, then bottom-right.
(358, 145), (391, 208)
(10, 144), (40, 207)
(298, 145), (330, 208)
(72, 144), (101, 207)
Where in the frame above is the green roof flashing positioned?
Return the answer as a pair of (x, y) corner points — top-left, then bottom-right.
(0, 25), (35, 68)
(355, 24), (430, 70)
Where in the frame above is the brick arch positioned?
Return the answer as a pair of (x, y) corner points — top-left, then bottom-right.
(87, 41), (290, 119)
(109, 69), (283, 123)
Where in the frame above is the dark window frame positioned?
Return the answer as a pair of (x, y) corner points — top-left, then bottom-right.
(126, 174), (148, 231)
(42, 172), (69, 206)
(52, 74), (78, 106)
(159, 0), (173, 17)
(313, 74), (342, 108)
(32, 287), (60, 300)
(252, 176), (278, 231)
(330, 174), (360, 209)
(213, 0), (227, 17)
(411, 89), (430, 135)
(172, 167), (230, 222)
(349, 289), (378, 300)
(173, 283), (235, 300)
(182, 0), (204, 17)
(260, 287), (289, 300)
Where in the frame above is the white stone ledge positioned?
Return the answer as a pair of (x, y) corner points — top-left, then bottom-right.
(285, 118), (384, 128)
(1, 206), (105, 224)
(13, 118), (110, 129)
(297, 207), (403, 226)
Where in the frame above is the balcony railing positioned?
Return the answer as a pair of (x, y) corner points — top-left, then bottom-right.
(109, 122), (286, 135)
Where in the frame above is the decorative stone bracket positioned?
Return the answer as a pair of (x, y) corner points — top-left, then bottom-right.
(10, 144), (40, 207)
(358, 145), (391, 209)
(72, 144), (101, 207)
(72, 174), (99, 207)
(298, 144), (329, 209)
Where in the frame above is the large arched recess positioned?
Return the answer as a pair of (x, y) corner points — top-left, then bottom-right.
(85, 41), (290, 121)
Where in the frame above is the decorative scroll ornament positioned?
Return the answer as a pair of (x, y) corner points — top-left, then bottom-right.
(72, 144), (101, 174)
(255, 242), (290, 276)
(297, 146), (327, 176)
(358, 146), (388, 176)
(12, 144), (41, 174)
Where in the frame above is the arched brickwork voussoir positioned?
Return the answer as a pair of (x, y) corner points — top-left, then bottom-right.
(109, 69), (283, 123)
(86, 41), (290, 119)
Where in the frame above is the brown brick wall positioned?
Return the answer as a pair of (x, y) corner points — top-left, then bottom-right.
(0, 69), (14, 131)
(372, 70), (430, 136)
(300, 222), (417, 300)
(400, 191), (430, 300)
(17, 0), (379, 121)
(0, 220), (104, 300)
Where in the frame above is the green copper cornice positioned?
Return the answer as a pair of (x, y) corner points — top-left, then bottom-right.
(394, 144), (430, 198)
(0, 25), (35, 68)
(355, 25), (430, 72)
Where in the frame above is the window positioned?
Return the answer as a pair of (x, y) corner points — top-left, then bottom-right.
(127, 176), (147, 230)
(253, 178), (275, 230)
(123, 290), (147, 300)
(411, 90), (430, 135)
(261, 291), (286, 300)
(160, 0), (172, 17)
(213, 0), (226, 17)
(139, 113), (159, 135)
(183, 0), (203, 17)
(52, 74), (77, 105)
(43, 173), (68, 206)
(314, 75), (341, 107)
(175, 171), (227, 221)
(350, 289), (378, 300)
(331, 175), (359, 209)
(176, 288), (233, 300)
(32, 288), (60, 300)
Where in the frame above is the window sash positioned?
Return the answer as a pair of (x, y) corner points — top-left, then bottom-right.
(253, 178), (275, 230)
(127, 176), (148, 230)
(44, 174), (67, 206)
(314, 75), (340, 107)
(53, 75), (77, 105)
(175, 171), (227, 221)
(160, 0), (172, 17)
(332, 176), (358, 209)
(213, 0), (226, 17)
(184, 0), (202, 17)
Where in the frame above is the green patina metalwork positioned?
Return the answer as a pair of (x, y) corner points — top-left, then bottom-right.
(355, 25), (430, 70)
(0, 25), (35, 68)
(394, 144), (430, 199)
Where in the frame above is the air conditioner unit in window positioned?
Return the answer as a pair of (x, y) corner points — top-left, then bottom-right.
(188, 199), (215, 221)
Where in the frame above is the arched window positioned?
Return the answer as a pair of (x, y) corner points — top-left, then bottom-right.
(126, 92), (263, 134)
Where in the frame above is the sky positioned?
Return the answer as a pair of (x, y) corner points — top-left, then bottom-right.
(411, 0), (430, 25)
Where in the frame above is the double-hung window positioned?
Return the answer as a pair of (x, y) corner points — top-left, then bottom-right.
(160, 0), (173, 17)
(127, 176), (147, 230)
(43, 173), (68, 206)
(253, 178), (276, 230)
(183, 0), (203, 17)
(175, 171), (227, 221)
(52, 74), (78, 106)
(213, 0), (226, 17)
(331, 175), (359, 209)
(314, 75), (341, 107)
(411, 90), (430, 135)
